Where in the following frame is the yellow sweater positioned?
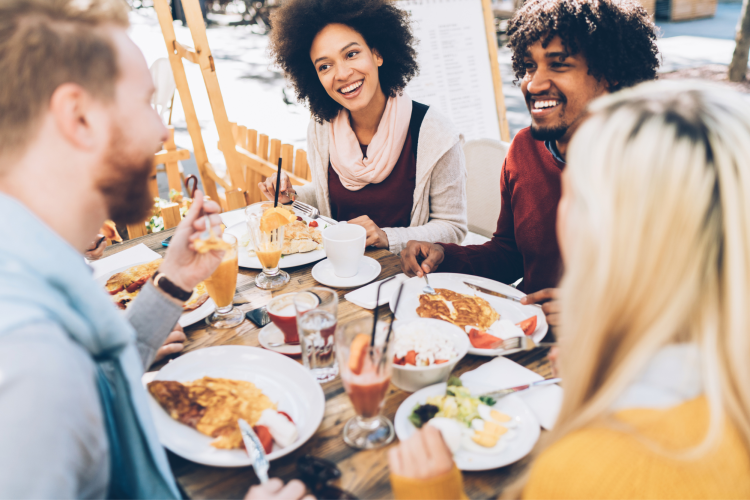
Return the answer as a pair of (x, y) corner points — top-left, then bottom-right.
(391, 398), (750, 499)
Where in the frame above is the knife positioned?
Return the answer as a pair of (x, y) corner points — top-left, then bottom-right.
(479, 377), (562, 401)
(464, 282), (542, 308)
(238, 418), (269, 483)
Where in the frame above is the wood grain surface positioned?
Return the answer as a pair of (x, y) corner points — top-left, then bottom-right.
(103, 229), (552, 500)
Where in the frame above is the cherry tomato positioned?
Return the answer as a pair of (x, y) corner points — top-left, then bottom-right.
(309, 220), (319, 227)
(296, 216), (303, 221)
(516, 316), (538, 336)
(278, 411), (294, 424)
(252, 425), (274, 454)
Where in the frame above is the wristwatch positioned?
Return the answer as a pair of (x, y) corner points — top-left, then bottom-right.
(152, 271), (193, 302)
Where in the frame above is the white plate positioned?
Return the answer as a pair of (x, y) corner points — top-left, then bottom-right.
(95, 260), (215, 328)
(146, 346), (325, 467)
(311, 256), (381, 288)
(389, 273), (548, 356)
(258, 321), (302, 357)
(225, 216), (332, 269)
(394, 383), (540, 471)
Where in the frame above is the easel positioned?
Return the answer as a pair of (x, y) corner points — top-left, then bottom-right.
(152, 0), (312, 213)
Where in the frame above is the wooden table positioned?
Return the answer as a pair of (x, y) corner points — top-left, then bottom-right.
(104, 229), (551, 500)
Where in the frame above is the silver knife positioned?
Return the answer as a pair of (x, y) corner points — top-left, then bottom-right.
(238, 418), (269, 483)
(464, 282), (542, 308)
(479, 377), (561, 400)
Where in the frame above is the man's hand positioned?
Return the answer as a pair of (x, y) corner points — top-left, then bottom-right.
(84, 235), (108, 261)
(159, 190), (224, 291)
(154, 324), (187, 362)
(388, 426), (454, 480)
(521, 288), (560, 327)
(400, 241), (445, 277)
(259, 171), (294, 205)
(244, 479), (314, 500)
(349, 215), (389, 248)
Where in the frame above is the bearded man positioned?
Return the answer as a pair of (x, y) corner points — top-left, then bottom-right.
(0, 2), (309, 499)
(400, 0), (660, 325)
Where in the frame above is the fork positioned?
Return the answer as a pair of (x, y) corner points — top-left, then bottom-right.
(292, 200), (338, 225)
(422, 273), (437, 295)
(498, 336), (557, 352)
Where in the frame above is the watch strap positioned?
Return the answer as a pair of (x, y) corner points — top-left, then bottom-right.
(152, 271), (193, 302)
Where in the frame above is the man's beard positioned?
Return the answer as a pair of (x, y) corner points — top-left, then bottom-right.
(530, 123), (568, 142)
(96, 125), (155, 225)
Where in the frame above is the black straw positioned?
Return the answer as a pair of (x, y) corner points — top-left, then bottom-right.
(370, 276), (396, 346)
(380, 281), (406, 371)
(274, 157), (283, 207)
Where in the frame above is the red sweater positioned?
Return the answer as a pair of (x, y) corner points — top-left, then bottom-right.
(439, 127), (564, 293)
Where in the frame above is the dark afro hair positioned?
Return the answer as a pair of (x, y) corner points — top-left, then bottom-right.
(269, 0), (418, 122)
(507, 0), (659, 92)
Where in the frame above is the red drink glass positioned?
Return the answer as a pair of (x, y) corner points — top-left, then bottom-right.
(266, 293), (300, 344)
(336, 317), (395, 449)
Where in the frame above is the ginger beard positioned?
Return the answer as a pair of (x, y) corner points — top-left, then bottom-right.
(95, 122), (155, 225)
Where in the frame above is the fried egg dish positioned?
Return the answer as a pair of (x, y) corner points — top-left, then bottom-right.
(417, 288), (500, 330)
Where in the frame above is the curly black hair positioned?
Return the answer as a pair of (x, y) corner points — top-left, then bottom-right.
(269, 0), (418, 122)
(507, 0), (659, 91)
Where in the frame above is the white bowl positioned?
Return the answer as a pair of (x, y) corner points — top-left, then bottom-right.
(390, 318), (470, 392)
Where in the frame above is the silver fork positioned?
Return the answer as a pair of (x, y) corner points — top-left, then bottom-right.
(422, 273), (437, 295)
(499, 336), (557, 352)
(292, 200), (338, 225)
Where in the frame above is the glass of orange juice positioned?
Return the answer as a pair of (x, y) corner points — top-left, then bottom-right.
(204, 233), (243, 328)
(247, 212), (290, 290)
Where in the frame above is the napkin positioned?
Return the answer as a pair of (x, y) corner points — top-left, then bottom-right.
(90, 243), (161, 280)
(219, 208), (246, 229)
(460, 357), (562, 430)
(345, 273), (408, 309)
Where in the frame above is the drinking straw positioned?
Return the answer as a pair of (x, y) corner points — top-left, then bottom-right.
(370, 276), (396, 346)
(274, 157), (283, 208)
(383, 282), (405, 356)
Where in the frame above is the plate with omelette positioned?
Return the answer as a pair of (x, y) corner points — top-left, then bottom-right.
(96, 258), (215, 328)
(389, 273), (548, 356)
(144, 346), (325, 467)
(224, 204), (333, 270)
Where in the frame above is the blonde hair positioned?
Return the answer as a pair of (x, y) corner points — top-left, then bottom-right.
(0, 0), (129, 163)
(552, 79), (750, 459)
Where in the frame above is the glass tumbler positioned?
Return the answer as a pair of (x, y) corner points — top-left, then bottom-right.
(294, 287), (339, 383)
(247, 212), (290, 290)
(336, 317), (394, 449)
(204, 233), (244, 328)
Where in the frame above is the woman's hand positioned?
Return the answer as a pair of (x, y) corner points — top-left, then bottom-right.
(154, 324), (187, 362)
(388, 426), (454, 480)
(159, 190), (224, 291)
(244, 479), (314, 500)
(521, 288), (561, 328)
(348, 215), (389, 248)
(259, 171), (294, 205)
(400, 241), (445, 277)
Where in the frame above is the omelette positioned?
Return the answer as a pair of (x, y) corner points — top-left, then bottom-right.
(105, 258), (208, 311)
(417, 288), (500, 331)
(281, 220), (323, 255)
(148, 377), (277, 449)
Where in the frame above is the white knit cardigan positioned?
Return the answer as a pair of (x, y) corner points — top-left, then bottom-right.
(294, 106), (468, 254)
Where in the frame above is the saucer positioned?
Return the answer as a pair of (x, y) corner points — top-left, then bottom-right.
(311, 256), (382, 288)
(258, 322), (301, 357)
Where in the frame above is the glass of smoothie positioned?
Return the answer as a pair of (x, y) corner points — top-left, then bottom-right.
(204, 233), (243, 328)
(295, 288), (338, 383)
(335, 317), (394, 449)
(247, 211), (290, 290)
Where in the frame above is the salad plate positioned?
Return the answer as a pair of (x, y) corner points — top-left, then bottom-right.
(394, 381), (540, 471)
(389, 273), (548, 356)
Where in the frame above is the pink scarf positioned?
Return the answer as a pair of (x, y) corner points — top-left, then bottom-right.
(328, 93), (413, 191)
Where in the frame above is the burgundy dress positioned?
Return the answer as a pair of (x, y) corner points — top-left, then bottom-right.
(328, 130), (417, 228)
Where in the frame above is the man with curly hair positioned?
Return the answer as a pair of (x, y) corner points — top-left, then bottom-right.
(401, 0), (659, 326)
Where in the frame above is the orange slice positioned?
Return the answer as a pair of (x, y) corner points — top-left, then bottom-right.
(260, 207), (296, 233)
(349, 333), (371, 375)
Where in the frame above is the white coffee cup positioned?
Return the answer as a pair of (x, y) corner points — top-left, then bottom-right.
(322, 223), (366, 278)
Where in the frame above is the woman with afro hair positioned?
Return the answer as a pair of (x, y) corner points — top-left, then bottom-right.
(260, 0), (468, 254)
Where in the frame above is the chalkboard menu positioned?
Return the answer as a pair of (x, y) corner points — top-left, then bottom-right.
(398, 0), (509, 142)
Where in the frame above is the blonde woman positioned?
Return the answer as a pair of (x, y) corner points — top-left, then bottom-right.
(387, 80), (750, 499)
